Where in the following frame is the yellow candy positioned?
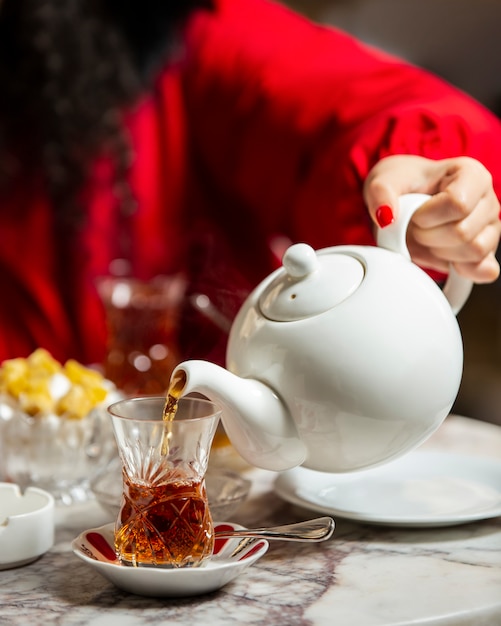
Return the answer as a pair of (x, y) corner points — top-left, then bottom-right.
(0, 349), (110, 418)
(18, 386), (54, 415)
(57, 385), (96, 419)
(27, 348), (62, 376)
(0, 358), (29, 397)
(64, 359), (105, 386)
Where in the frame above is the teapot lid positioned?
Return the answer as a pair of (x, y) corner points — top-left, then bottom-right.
(259, 243), (364, 321)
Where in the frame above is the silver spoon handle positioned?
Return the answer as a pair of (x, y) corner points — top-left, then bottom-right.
(215, 516), (335, 542)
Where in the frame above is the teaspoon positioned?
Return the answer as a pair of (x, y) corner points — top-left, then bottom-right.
(214, 516), (335, 542)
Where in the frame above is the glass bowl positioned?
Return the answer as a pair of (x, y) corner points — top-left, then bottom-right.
(0, 397), (118, 505)
(90, 456), (251, 520)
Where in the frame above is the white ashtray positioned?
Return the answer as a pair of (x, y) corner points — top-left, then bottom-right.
(0, 482), (55, 569)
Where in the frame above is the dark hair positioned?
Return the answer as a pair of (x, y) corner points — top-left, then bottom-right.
(0, 0), (213, 220)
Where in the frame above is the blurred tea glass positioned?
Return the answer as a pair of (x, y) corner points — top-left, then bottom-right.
(108, 396), (221, 568)
(97, 275), (186, 396)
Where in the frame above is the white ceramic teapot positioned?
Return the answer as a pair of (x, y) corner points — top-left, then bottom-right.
(170, 194), (472, 473)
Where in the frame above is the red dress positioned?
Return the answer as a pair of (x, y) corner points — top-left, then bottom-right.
(1, 0), (501, 367)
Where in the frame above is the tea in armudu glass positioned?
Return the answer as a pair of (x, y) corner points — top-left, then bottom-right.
(108, 396), (221, 568)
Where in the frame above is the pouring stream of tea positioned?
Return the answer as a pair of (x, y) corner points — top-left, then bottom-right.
(160, 371), (185, 455)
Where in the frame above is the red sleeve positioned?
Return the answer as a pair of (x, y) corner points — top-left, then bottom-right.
(180, 0), (501, 249)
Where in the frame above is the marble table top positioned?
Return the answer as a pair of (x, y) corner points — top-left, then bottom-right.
(2, 414), (501, 626)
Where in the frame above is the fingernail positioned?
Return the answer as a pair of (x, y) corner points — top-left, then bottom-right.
(498, 209), (501, 221)
(376, 205), (395, 228)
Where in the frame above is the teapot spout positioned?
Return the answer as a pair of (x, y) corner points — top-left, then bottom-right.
(170, 360), (307, 472)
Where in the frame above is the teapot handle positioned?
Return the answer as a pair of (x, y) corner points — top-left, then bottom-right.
(376, 193), (473, 315)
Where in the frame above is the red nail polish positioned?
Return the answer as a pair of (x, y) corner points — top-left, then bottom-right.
(498, 209), (501, 221)
(376, 205), (395, 228)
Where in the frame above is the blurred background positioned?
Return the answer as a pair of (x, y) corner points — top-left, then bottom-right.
(282, 0), (501, 426)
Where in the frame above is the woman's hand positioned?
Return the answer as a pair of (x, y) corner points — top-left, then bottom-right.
(363, 155), (501, 283)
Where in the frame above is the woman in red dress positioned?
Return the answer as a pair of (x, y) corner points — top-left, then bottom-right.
(0, 0), (499, 368)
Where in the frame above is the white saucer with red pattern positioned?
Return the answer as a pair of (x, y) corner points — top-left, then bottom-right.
(72, 522), (268, 597)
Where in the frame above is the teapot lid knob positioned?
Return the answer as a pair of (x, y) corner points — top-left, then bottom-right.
(259, 243), (365, 322)
(282, 243), (319, 278)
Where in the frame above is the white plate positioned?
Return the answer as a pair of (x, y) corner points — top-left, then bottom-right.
(72, 522), (268, 597)
(274, 451), (501, 527)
